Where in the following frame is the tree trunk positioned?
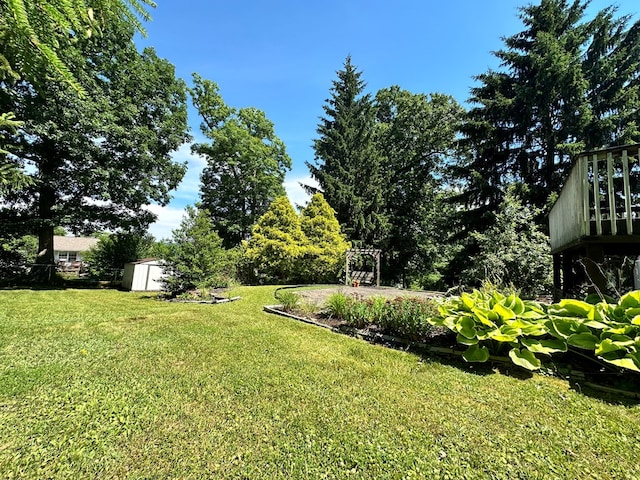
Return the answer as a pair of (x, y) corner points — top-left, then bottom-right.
(31, 156), (58, 284)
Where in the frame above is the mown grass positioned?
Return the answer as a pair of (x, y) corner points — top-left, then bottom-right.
(1, 286), (639, 479)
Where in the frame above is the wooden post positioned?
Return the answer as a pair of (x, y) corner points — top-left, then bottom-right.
(553, 254), (562, 302)
(607, 152), (617, 235)
(622, 149), (632, 234)
(593, 153), (602, 235)
(562, 253), (574, 297)
(581, 156), (590, 236)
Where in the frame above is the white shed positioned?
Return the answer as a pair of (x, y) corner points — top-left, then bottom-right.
(122, 258), (165, 291)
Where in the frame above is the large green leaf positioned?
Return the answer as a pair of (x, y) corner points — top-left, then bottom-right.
(595, 338), (627, 356)
(546, 317), (588, 339)
(456, 316), (476, 339)
(487, 325), (520, 343)
(492, 302), (515, 322)
(472, 307), (497, 327)
(460, 292), (475, 312)
(620, 291), (640, 309)
(509, 348), (542, 370)
(557, 299), (593, 317)
(567, 332), (599, 350)
(600, 356), (640, 372)
(521, 338), (567, 355)
(462, 344), (490, 363)
(456, 333), (478, 345)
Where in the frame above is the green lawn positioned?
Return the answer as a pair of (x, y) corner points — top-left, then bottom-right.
(1, 287), (639, 479)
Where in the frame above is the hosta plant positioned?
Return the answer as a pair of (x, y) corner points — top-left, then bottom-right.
(547, 293), (640, 372)
(430, 287), (562, 370)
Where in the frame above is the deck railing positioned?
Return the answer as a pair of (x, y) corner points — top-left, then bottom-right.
(549, 145), (640, 253)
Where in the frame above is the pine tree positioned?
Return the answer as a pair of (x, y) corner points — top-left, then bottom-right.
(455, 0), (640, 220)
(307, 56), (388, 247)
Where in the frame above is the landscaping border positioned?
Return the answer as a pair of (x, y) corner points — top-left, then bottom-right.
(264, 304), (640, 400)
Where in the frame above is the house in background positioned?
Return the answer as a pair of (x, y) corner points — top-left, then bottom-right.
(121, 259), (165, 291)
(53, 236), (99, 271)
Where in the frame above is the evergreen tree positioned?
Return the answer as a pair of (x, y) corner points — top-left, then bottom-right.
(163, 206), (236, 296)
(191, 74), (292, 248)
(307, 56), (388, 247)
(300, 193), (350, 283)
(243, 196), (308, 283)
(455, 0), (640, 221)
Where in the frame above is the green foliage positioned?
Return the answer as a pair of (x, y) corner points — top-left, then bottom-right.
(433, 285), (640, 372)
(83, 232), (154, 280)
(546, 293), (640, 372)
(454, 0), (640, 230)
(324, 292), (349, 320)
(300, 193), (350, 283)
(190, 74), (292, 248)
(374, 87), (464, 285)
(0, 0), (155, 94)
(276, 290), (300, 313)
(1, 21), (190, 276)
(381, 297), (439, 340)
(323, 293), (439, 340)
(307, 56), (388, 247)
(462, 186), (552, 298)
(163, 206), (237, 296)
(432, 286), (553, 371)
(242, 196), (307, 283)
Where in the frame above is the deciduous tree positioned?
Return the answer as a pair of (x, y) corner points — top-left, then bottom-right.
(191, 74), (291, 248)
(0, 23), (190, 281)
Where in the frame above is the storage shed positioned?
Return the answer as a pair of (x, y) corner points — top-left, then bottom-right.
(121, 258), (165, 291)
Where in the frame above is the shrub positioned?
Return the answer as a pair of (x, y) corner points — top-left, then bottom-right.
(382, 297), (439, 340)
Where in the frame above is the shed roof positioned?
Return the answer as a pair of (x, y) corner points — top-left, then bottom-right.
(53, 236), (99, 252)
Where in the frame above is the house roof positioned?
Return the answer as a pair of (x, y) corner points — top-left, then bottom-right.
(53, 236), (99, 252)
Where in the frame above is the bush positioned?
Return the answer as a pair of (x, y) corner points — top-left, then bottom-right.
(382, 297), (439, 340)
(163, 206), (238, 296)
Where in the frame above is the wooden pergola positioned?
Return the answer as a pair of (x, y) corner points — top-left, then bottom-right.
(345, 248), (381, 287)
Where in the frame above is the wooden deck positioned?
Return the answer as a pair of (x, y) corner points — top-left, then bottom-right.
(549, 144), (640, 296)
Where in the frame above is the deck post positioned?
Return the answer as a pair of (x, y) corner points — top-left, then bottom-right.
(553, 254), (562, 302)
(622, 149), (632, 234)
(561, 253), (574, 297)
(607, 152), (617, 235)
(593, 154), (602, 235)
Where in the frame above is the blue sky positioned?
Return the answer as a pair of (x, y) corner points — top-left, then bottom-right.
(135, 0), (637, 239)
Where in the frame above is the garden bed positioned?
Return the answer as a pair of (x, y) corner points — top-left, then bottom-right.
(266, 287), (640, 399)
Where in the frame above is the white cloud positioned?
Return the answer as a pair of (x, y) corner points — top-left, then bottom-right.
(145, 173), (319, 241)
(145, 204), (186, 240)
(285, 174), (319, 210)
